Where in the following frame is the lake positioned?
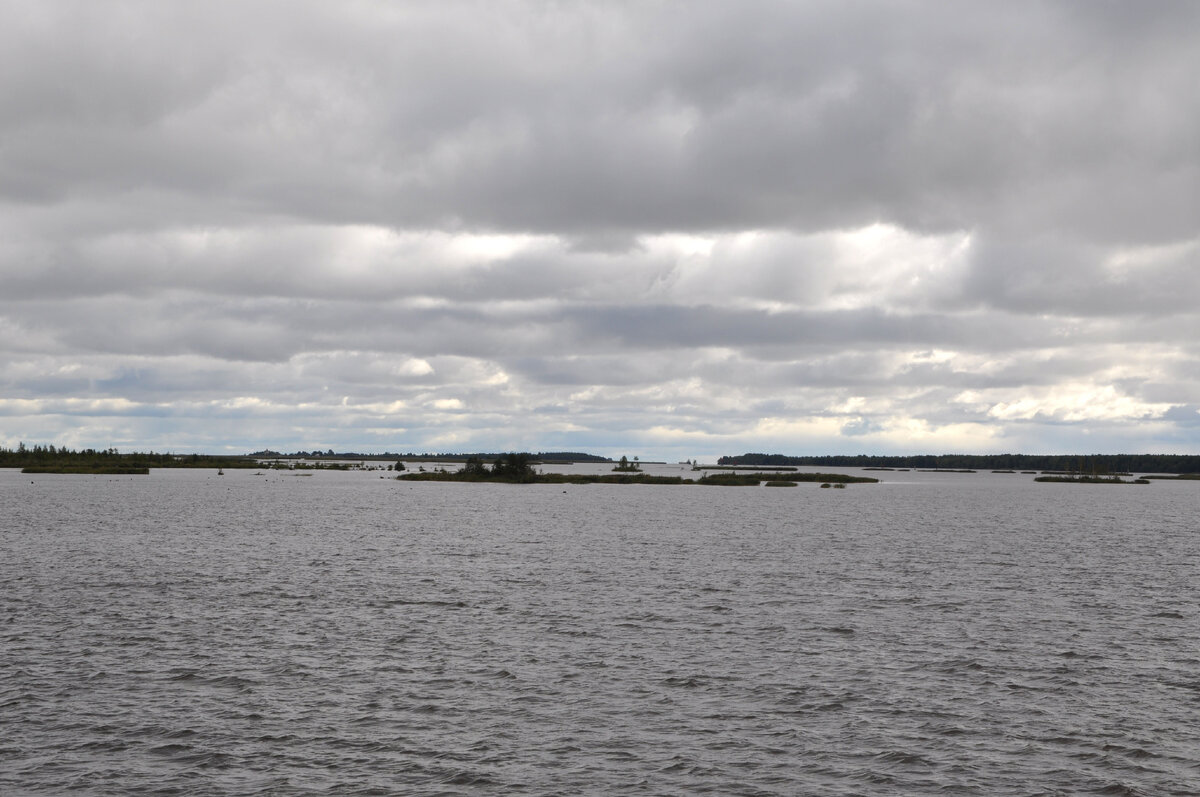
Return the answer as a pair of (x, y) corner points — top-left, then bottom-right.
(2, 465), (1198, 795)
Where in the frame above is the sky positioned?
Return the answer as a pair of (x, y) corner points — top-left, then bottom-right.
(2, 1), (1199, 460)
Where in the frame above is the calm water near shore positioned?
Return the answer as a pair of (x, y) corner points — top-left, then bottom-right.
(2, 466), (1198, 795)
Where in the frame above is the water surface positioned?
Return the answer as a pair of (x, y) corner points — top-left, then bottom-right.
(2, 467), (1198, 795)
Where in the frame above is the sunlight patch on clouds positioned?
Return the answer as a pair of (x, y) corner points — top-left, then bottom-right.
(660, 225), (972, 311)
(395, 358), (434, 377)
(447, 232), (549, 261)
(568, 386), (603, 402)
(1103, 238), (1197, 275)
(348, 400), (410, 416)
(69, 398), (141, 413)
(752, 415), (846, 439)
(824, 225), (972, 311)
(432, 398), (464, 410)
(218, 396), (271, 411)
(358, 426), (410, 438)
(0, 397), (144, 416)
(951, 390), (992, 413)
(641, 424), (724, 444)
(871, 418), (1002, 450)
(987, 384), (1170, 422)
(642, 232), (718, 259)
(0, 398), (43, 415)
(424, 430), (469, 449)
(482, 369), (509, 386)
(829, 396), (869, 414)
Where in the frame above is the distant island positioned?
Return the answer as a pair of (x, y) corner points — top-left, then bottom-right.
(251, 449), (613, 463)
(720, 452), (1200, 475)
(1034, 474), (1150, 485)
(6, 443), (1199, 480)
(2, 445), (613, 475)
(397, 454), (878, 486)
(3, 445), (262, 474)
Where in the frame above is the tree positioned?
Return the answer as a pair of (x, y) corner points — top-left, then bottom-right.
(491, 453), (535, 481)
(462, 456), (487, 477)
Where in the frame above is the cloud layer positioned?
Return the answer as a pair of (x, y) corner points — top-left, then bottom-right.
(2, 1), (1198, 457)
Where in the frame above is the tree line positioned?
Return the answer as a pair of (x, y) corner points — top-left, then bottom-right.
(719, 452), (1200, 474)
(0, 444), (259, 471)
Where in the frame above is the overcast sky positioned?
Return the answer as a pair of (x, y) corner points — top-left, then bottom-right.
(2, 1), (1198, 459)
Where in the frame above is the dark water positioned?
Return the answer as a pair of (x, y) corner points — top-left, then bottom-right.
(2, 466), (1199, 795)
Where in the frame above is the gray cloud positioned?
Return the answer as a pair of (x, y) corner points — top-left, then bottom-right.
(1, 1), (1198, 456)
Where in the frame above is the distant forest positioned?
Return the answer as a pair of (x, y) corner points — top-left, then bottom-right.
(1, 444), (612, 473)
(0, 444), (259, 472)
(720, 452), (1200, 474)
(7, 444), (1198, 475)
(252, 450), (612, 463)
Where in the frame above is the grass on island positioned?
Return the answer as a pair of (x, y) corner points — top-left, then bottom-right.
(1140, 473), (1200, 481)
(1034, 475), (1150, 485)
(397, 455), (878, 487)
(4, 445), (261, 473)
(719, 453), (1200, 474)
(22, 465), (151, 475)
(695, 471), (878, 486)
(400, 470), (688, 485)
(696, 465), (800, 472)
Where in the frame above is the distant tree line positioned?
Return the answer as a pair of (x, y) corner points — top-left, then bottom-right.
(3, 444), (616, 471)
(719, 452), (1200, 474)
(395, 451), (612, 463)
(0, 444), (259, 472)
(259, 450), (613, 463)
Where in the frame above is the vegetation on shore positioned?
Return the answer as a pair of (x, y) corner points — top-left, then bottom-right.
(396, 456), (875, 487)
(696, 471), (878, 486)
(696, 465), (799, 472)
(1034, 475), (1150, 485)
(257, 449), (613, 463)
(398, 454), (685, 485)
(721, 452), (1200, 475)
(3, 444), (258, 473)
(22, 465), (150, 475)
(1140, 474), (1200, 481)
(18, 442), (1191, 485)
(612, 455), (641, 472)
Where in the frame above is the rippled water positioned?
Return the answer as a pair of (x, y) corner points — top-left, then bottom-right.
(2, 466), (1199, 795)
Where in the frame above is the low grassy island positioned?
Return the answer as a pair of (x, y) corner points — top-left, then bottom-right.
(697, 471), (878, 486)
(396, 455), (877, 487)
(22, 465), (150, 475)
(1034, 475), (1150, 485)
(397, 454), (684, 485)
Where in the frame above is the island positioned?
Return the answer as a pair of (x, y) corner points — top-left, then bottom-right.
(396, 454), (878, 486)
